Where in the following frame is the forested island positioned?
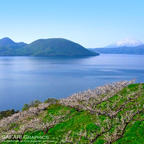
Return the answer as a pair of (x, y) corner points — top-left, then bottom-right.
(0, 37), (98, 57)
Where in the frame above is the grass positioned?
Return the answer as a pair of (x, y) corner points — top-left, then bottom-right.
(1, 83), (144, 143)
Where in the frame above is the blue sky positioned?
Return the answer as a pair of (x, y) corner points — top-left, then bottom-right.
(0, 0), (144, 47)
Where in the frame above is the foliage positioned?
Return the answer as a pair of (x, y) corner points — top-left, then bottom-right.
(22, 100), (41, 111)
(0, 109), (19, 120)
(0, 38), (98, 57)
(44, 98), (58, 104)
(1, 83), (144, 143)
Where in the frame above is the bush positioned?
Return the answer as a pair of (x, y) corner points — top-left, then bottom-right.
(44, 98), (58, 104)
(22, 104), (29, 111)
(30, 100), (41, 107)
(0, 109), (19, 120)
(22, 100), (41, 111)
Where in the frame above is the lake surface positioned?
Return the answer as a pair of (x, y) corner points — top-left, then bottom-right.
(0, 54), (144, 110)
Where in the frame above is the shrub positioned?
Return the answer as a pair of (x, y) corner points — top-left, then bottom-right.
(44, 98), (58, 104)
(22, 104), (29, 111)
(22, 100), (41, 111)
(0, 109), (19, 120)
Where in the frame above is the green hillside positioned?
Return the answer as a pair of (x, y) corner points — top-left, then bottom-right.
(0, 38), (98, 57)
(22, 38), (98, 57)
(0, 81), (144, 143)
(0, 37), (27, 56)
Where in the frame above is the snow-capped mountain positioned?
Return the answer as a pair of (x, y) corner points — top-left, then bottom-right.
(106, 39), (144, 48)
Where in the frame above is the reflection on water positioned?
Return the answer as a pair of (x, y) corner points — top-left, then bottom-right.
(0, 54), (144, 110)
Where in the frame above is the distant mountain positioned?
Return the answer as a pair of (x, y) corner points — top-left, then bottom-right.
(0, 37), (27, 47)
(0, 37), (27, 56)
(0, 37), (16, 47)
(91, 44), (144, 55)
(17, 42), (27, 47)
(0, 38), (98, 57)
(106, 39), (143, 48)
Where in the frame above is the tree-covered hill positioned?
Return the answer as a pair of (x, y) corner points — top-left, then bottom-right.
(0, 37), (98, 57)
(0, 37), (27, 56)
(22, 38), (98, 57)
(0, 80), (144, 143)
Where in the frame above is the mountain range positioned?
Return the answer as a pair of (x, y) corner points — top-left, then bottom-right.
(105, 39), (143, 48)
(0, 37), (98, 57)
(1, 37), (144, 56)
(90, 39), (144, 55)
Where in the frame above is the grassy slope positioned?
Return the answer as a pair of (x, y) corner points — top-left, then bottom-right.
(2, 84), (144, 144)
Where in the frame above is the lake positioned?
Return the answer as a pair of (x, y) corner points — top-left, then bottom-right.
(0, 54), (144, 110)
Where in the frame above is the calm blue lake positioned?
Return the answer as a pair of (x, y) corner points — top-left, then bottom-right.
(0, 54), (144, 110)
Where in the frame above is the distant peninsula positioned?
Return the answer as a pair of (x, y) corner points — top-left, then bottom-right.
(91, 45), (144, 55)
(0, 37), (98, 57)
(90, 39), (144, 55)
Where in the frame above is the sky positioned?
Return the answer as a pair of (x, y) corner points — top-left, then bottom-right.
(0, 0), (144, 48)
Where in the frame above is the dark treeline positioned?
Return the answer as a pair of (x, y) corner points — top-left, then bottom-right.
(0, 109), (19, 120)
